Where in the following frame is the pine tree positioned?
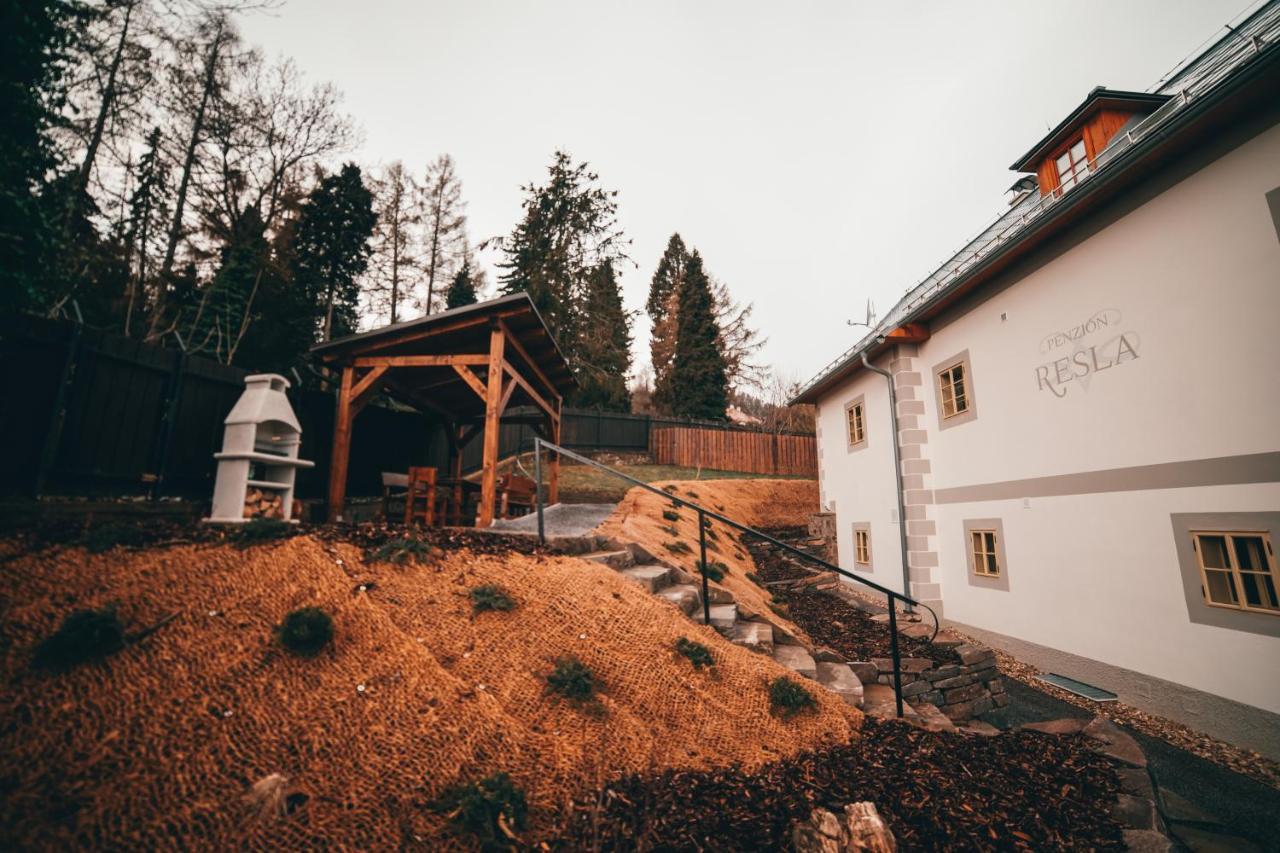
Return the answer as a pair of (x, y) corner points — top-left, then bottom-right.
(669, 250), (728, 420)
(647, 233), (687, 413)
(574, 260), (632, 411)
(292, 163), (377, 340)
(444, 258), (478, 309)
(499, 150), (628, 368)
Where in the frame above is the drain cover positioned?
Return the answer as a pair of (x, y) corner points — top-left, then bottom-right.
(1036, 673), (1118, 702)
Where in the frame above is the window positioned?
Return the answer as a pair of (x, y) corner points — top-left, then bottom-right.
(1193, 531), (1278, 614)
(938, 362), (969, 419)
(971, 529), (999, 577)
(854, 528), (871, 564)
(1055, 139), (1090, 192)
(847, 402), (865, 445)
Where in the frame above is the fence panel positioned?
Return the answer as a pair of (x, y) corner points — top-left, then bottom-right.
(650, 427), (816, 476)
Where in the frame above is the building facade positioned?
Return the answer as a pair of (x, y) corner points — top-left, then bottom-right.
(795, 4), (1280, 757)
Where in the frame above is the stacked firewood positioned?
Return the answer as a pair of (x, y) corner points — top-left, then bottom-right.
(243, 487), (285, 520)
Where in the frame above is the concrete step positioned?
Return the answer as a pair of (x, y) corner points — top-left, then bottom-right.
(772, 644), (817, 680)
(583, 550), (634, 570)
(656, 584), (702, 617)
(730, 620), (774, 654)
(620, 564), (672, 593)
(697, 603), (738, 634)
(816, 661), (864, 708)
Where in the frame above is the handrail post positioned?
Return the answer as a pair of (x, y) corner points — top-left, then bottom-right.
(888, 595), (904, 718)
(697, 509), (711, 626)
(534, 438), (545, 544)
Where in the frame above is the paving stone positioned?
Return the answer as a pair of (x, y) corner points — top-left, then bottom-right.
(912, 702), (957, 732)
(583, 550), (634, 569)
(931, 630), (965, 648)
(847, 661), (878, 684)
(1021, 718), (1088, 735)
(1083, 717), (1148, 769)
(961, 720), (1001, 737)
(816, 662), (864, 708)
(620, 565), (671, 593)
(901, 623), (932, 638)
(1114, 793), (1158, 830)
(955, 643), (995, 666)
(731, 621), (774, 654)
(773, 644), (818, 680)
(1158, 789), (1219, 825)
(1122, 830), (1174, 852)
(1168, 825), (1262, 853)
(1117, 768), (1155, 800)
(656, 584), (701, 616)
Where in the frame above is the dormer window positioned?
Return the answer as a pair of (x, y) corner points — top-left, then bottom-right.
(1055, 139), (1090, 192)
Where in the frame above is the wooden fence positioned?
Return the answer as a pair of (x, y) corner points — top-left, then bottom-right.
(650, 427), (817, 476)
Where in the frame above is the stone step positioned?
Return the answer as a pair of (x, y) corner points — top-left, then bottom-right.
(620, 564), (672, 593)
(706, 585), (736, 605)
(697, 603), (738, 634)
(730, 620), (774, 654)
(772, 644), (817, 680)
(861, 684), (923, 722)
(816, 661), (864, 708)
(656, 584), (702, 617)
(583, 550), (634, 570)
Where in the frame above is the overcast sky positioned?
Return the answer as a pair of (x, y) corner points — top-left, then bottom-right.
(239, 0), (1246, 390)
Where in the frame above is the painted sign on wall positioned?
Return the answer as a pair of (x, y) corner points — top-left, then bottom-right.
(1035, 308), (1140, 398)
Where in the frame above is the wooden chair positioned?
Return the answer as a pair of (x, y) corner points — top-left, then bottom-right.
(404, 466), (438, 527)
(380, 471), (409, 521)
(498, 473), (538, 519)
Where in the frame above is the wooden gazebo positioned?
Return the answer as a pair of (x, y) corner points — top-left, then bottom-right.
(310, 293), (576, 526)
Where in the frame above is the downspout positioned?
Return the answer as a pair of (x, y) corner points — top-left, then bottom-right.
(861, 348), (913, 610)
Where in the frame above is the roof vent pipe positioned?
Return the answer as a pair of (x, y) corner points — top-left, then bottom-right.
(860, 350), (914, 611)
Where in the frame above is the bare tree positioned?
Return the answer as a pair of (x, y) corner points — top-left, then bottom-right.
(418, 154), (467, 314)
(367, 161), (420, 324)
(710, 276), (767, 393)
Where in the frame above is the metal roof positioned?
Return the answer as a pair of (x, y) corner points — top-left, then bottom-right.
(791, 0), (1280, 406)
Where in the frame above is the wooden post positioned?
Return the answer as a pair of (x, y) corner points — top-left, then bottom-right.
(477, 322), (505, 527)
(327, 365), (355, 522)
(548, 399), (561, 505)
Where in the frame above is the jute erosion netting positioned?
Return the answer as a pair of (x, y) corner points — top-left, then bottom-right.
(595, 478), (821, 646)
(0, 528), (857, 849)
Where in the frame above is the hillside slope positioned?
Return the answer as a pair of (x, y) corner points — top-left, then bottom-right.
(0, 527), (856, 849)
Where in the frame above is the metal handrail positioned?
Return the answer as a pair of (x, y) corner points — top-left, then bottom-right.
(531, 438), (939, 718)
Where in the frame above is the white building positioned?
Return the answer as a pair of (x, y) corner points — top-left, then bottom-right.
(794, 3), (1280, 757)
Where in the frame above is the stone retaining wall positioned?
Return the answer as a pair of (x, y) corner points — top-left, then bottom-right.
(849, 643), (1005, 722)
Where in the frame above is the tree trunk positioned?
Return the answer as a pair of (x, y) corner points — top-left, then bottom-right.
(78, 0), (137, 195)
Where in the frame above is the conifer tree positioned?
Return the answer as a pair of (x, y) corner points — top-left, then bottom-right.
(647, 233), (687, 413)
(444, 258), (478, 309)
(292, 163), (376, 340)
(669, 250), (728, 420)
(575, 260), (632, 411)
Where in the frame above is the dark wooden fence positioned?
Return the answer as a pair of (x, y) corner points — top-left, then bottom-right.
(650, 427), (817, 476)
(0, 316), (813, 501)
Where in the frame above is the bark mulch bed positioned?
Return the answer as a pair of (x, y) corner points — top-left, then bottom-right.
(550, 718), (1124, 851)
(746, 527), (959, 665)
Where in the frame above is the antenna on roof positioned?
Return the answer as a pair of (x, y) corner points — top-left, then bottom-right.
(846, 298), (877, 329)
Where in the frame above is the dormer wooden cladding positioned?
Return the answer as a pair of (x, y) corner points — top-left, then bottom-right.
(1036, 109), (1137, 195)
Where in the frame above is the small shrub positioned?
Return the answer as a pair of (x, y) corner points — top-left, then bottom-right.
(276, 607), (334, 657)
(83, 523), (148, 554)
(769, 676), (817, 718)
(545, 656), (598, 702)
(769, 603), (790, 617)
(770, 590), (789, 604)
(368, 537), (436, 565)
(746, 572), (761, 584)
(33, 607), (125, 670)
(471, 584), (516, 613)
(664, 540), (692, 555)
(232, 518), (292, 547)
(662, 524), (679, 536)
(686, 489), (700, 499)
(661, 510), (681, 522)
(675, 637), (714, 669)
(699, 560), (729, 583)
(431, 772), (527, 847)
(661, 485), (678, 494)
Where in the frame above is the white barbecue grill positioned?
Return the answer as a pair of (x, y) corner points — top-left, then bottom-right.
(208, 374), (314, 524)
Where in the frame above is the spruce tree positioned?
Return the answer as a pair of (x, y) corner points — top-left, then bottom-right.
(647, 233), (687, 413)
(445, 259), (478, 309)
(669, 250), (728, 420)
(574, 260), (632, 411)
(292, 163), (377, 340)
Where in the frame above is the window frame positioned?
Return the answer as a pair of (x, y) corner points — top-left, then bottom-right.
(970, 529), (999, 577)
(850, 521), (872, 572)
(1054, 137), (1091, 193)
(931, 350), (978, 430)
(963, 518), (1009, 591)
(854, 528), (871, 565)
(1170, 512), (1280, 638)
(1191, 530), (1278, 616)
(844, 394), (868, 452)
(938, 363), (969, 420)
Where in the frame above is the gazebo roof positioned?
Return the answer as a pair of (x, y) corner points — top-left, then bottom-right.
(311, 293), (576, 420)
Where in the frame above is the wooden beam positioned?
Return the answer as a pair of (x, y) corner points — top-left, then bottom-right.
(353, 354), (488, 368)
(316, 309), (528, 362)
(498, 318), (561, 406)
(382, 375), (456, 420)
(327, 366), (356, 522)
(884, 323), (930, 344)
(477, 323), (506, 527)
(350, 364), (389, 404)
(502, 359), (557, 422)
(459, 422), (484, 448)
(452, 364), (488, 400)
(498, 373), (519, 415)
